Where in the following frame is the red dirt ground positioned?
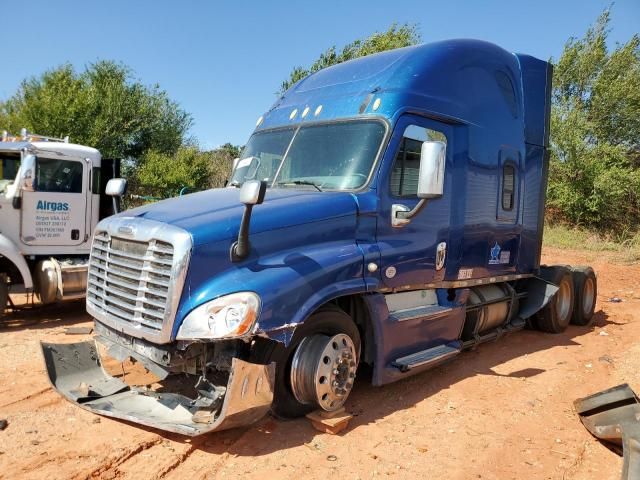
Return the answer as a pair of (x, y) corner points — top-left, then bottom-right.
(0, 247), (638, 479)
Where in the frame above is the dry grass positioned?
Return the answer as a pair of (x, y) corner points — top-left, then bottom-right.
(543, 223), (640, 263)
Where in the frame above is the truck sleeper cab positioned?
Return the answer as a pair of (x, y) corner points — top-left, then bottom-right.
(42, 40), (598, 436)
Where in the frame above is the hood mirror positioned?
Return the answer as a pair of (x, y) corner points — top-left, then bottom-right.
(231, 180), (267, 262)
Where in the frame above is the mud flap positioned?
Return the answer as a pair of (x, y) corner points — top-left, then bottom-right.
(575, 384), (640, 480)
(41, 340), (275, 436)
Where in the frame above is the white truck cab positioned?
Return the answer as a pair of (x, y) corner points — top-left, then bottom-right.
(0, 129), (125, 315)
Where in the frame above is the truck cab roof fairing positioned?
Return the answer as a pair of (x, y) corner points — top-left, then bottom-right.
(258, 39), (531, 142)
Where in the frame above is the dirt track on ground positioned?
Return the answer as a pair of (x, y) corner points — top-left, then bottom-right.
(0, 247), (638, 479)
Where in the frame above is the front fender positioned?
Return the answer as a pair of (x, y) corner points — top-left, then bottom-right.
(0, 234), (32, 288)
(175, 238), (366, 345)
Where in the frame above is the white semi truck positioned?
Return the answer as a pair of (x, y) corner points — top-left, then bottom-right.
(0, 129), (126, 316)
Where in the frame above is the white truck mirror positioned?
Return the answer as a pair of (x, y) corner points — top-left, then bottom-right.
(105, 178), (127, 214)
(417, 141), (446, 199)
(105, 178), (128, 197)
(20, 154), (36, 192)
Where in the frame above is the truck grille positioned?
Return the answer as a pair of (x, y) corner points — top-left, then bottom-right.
(87, 232), (175, 333)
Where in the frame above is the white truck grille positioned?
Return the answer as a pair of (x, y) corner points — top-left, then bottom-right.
(85, 218), (192, 344)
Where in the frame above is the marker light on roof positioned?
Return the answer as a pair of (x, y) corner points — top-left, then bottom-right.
(372, 98), (381, 111)
(315, 105), (323, 116)
(256, 116), (264, 127)
(301, 106), (310, 118)
(289, 109), (298, 120)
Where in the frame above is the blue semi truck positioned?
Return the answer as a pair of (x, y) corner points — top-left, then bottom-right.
(42, 39), (597, 435)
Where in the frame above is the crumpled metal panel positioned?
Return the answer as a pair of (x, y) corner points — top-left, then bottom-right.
(41, 340), (275, 436)
(575, 384), (640, 480)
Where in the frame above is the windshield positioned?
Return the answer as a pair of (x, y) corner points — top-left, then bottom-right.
(235, 120), (386, 190)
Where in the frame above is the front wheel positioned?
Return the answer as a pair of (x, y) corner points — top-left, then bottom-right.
(271, 306), (361, 418)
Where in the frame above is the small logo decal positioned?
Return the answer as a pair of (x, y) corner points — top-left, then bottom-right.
(489, 242), (511, 265)
(385, 266), (397, 279)
(489, 242), (501, 264)
(118, 225), (135, 235)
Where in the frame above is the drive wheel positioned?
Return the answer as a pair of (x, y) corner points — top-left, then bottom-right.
(535, 269), (574, 333)
(571, 266), (597, 326)
(271, 306), (360, 418)
(0, 273), (8, 319)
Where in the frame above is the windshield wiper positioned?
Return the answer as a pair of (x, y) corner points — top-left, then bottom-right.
(276, 180), (323, 192)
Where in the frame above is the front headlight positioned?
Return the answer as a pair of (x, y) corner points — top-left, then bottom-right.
(176, 292), (260, 340)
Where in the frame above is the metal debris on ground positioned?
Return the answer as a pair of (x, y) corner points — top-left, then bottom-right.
(64, 326), (93, 335)
(574, 383), (640, 480)
(609, 297), (623, 303)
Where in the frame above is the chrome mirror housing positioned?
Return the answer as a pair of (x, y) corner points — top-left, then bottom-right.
(417, 141), (446, 199)
(239, 180), (266, 206)
(20, 154), (36, 192)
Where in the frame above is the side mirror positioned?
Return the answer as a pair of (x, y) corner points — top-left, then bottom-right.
(239, 179), (267, 205)
(105, 178), (127, 215)
(417, 141), (446, 199)
(105, 178), (128, 197)
(228, 156), (261, 187)
(392, 141), (446, 228)
(20, 154), (36, 192)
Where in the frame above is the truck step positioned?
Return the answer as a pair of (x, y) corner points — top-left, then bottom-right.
(392, 341), (462, 373)
(389, 305), (452, 322)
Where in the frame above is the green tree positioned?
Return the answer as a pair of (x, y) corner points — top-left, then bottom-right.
(0, 61), (192, 160)
(279, 23), (421, 93)
(548, 9), (640, 234)
(133, 143), (238, 199)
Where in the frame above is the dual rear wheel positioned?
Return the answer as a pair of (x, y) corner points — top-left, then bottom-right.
(535, 266), (597, 333)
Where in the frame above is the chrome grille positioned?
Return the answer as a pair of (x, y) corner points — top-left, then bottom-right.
(87, 232), (175, 333)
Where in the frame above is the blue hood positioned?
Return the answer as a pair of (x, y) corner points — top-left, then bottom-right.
(125, 188), (360, 246)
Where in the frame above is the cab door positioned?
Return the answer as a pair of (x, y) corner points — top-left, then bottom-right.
(376, 115), (454, 288)
(21, 156), (88, 246)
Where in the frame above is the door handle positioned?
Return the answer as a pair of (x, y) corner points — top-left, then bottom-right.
(71, 229), (79, 241)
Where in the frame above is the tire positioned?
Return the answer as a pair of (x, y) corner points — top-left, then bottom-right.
(535, 268), (574, 333)
(571, 266), (597, 326)
(268, 306), (361, 419)
(0, 273), (8, 319)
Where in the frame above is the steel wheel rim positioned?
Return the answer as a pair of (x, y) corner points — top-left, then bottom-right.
(290, 333), (358, 411)
(582, 277), (595, 316)
(555, 279), (572, 322)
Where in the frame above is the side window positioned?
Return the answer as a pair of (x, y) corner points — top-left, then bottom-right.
(390, 125), (447, 197)
(502, 164), (515, 210)
(35, 158), (84, 193)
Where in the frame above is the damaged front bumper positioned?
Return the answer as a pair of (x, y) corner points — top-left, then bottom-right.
(40, 340), (275, 436)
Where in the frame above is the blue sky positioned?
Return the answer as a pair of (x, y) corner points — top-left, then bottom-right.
(1, 1), (638, 148)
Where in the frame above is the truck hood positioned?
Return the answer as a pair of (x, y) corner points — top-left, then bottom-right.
(124, 187), (359, 246)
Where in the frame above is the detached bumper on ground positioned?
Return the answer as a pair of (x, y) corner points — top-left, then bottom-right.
(40, 340), (275, 436)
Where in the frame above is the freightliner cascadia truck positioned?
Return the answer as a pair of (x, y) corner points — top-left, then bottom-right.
(0, 130), (126, 317)
(42, 40), (597, 435)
